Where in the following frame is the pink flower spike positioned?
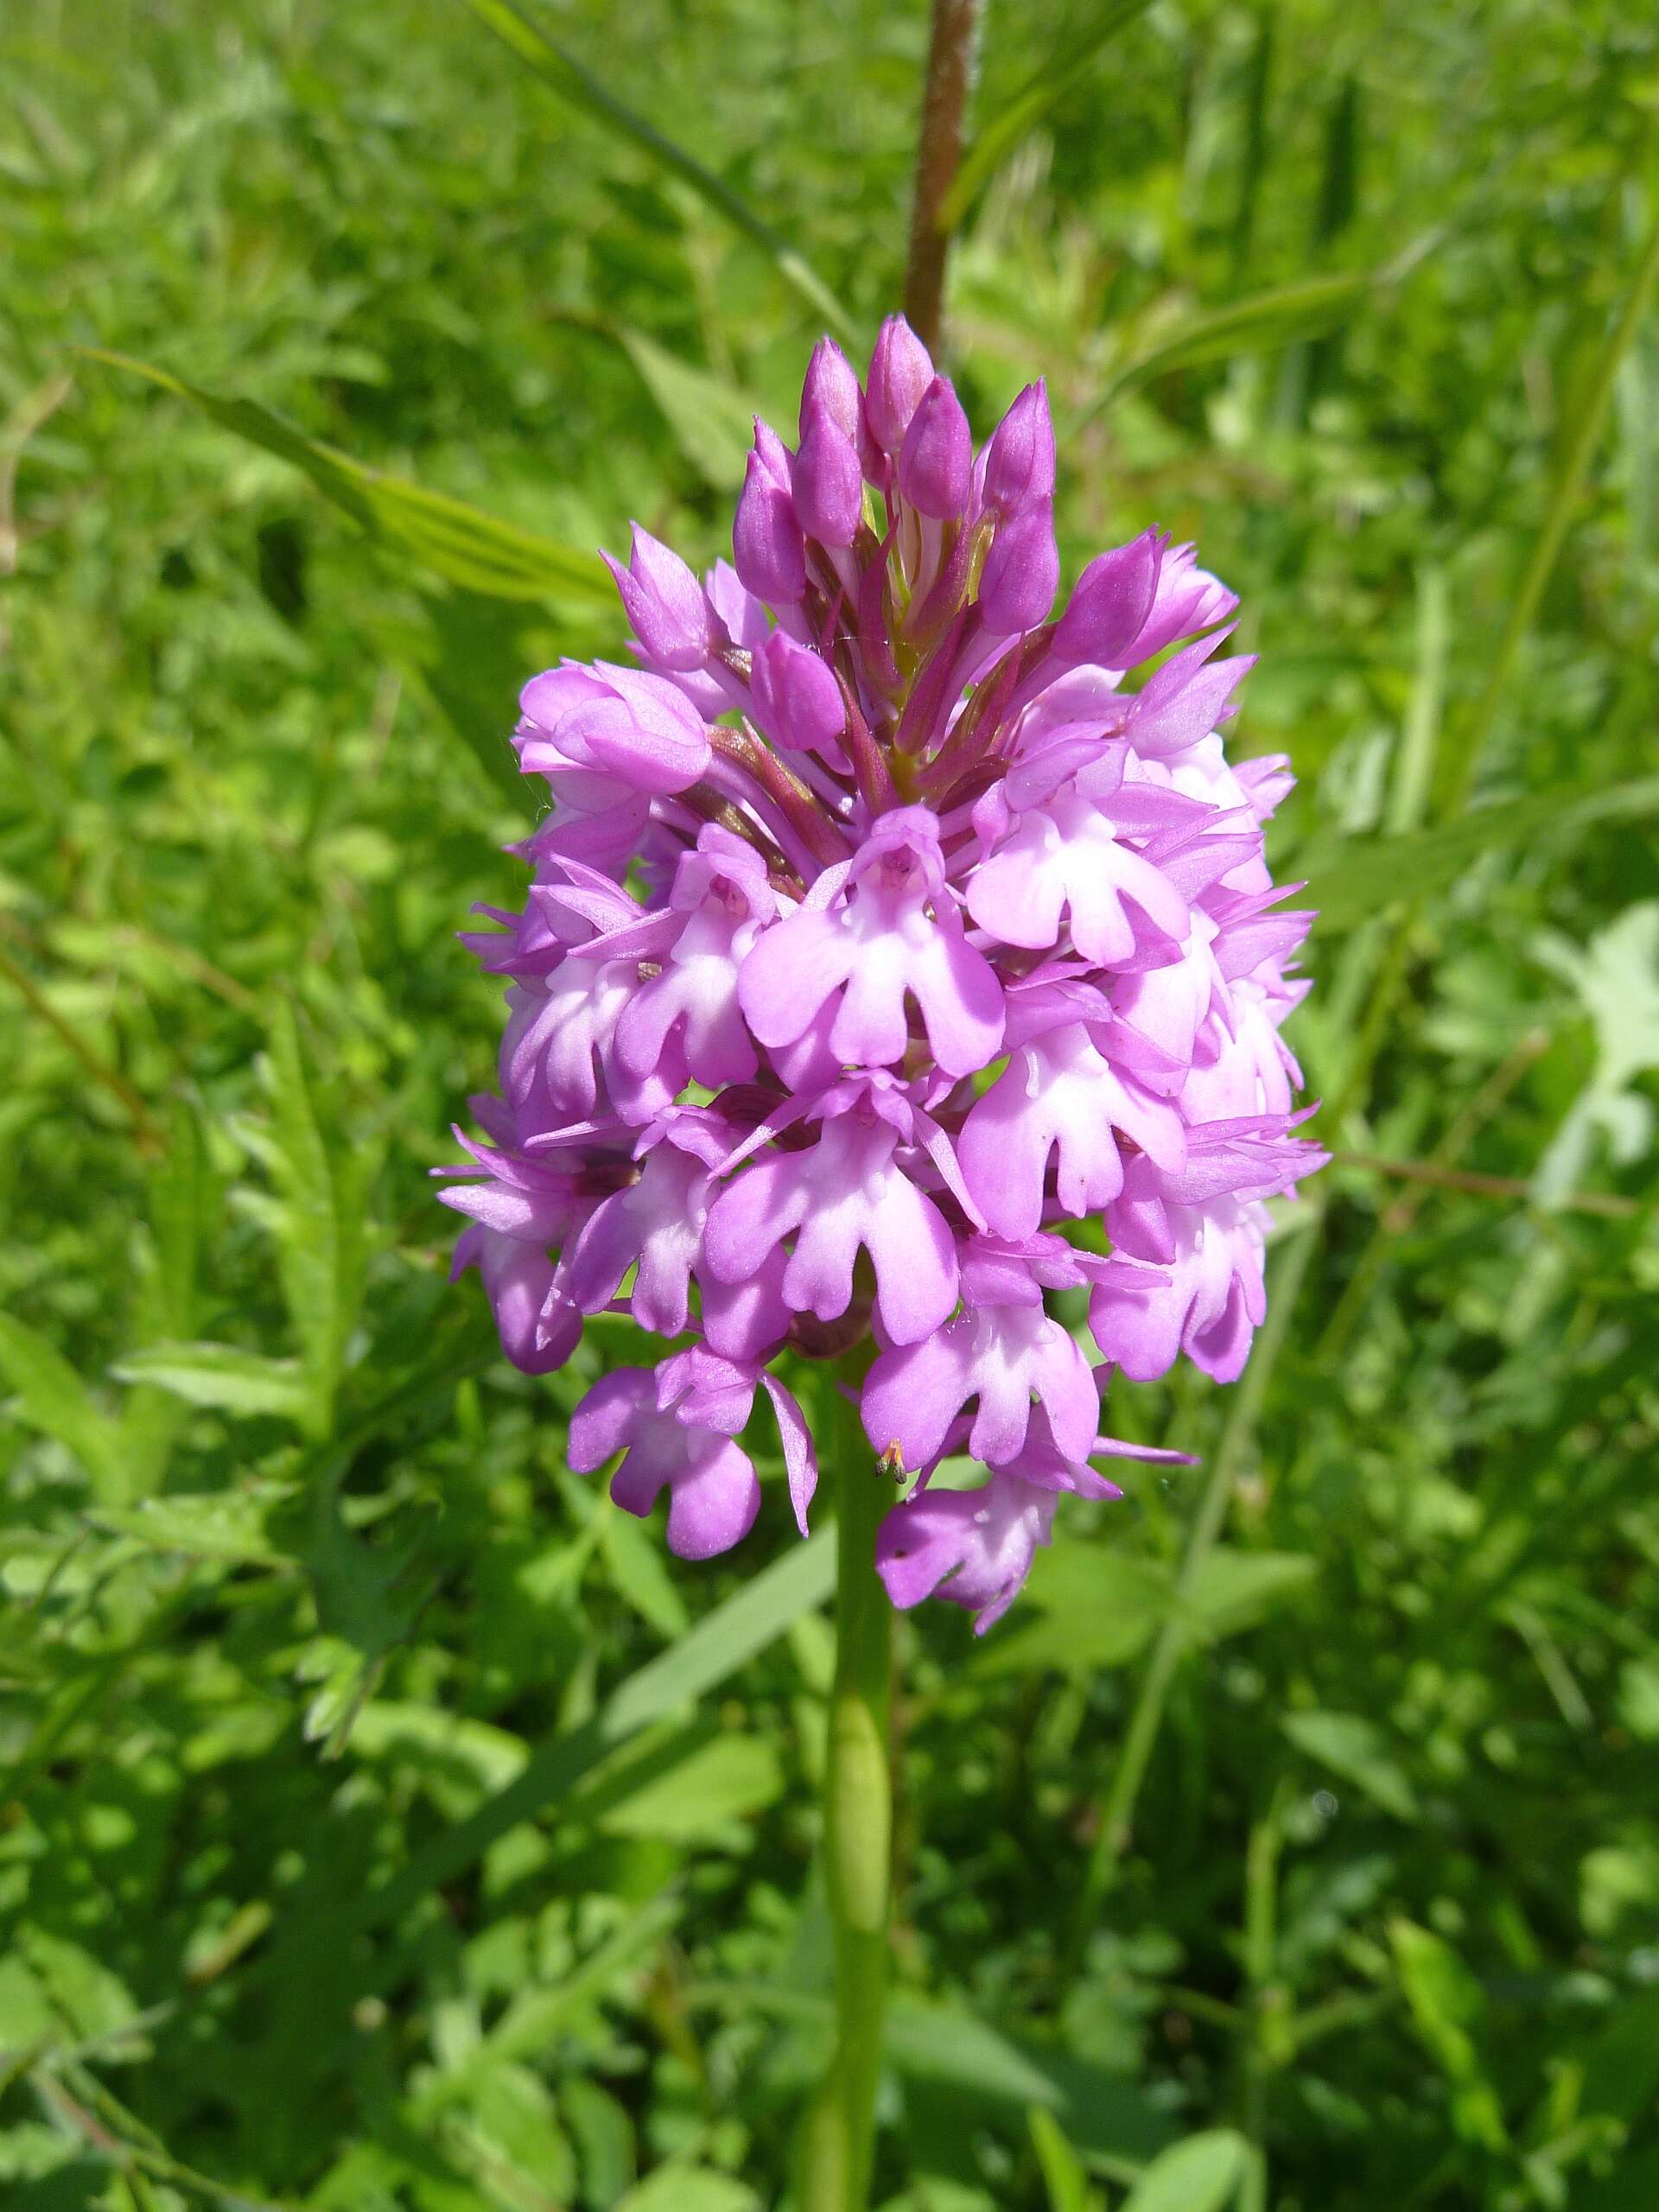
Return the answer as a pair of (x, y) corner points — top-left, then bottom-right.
(444, 326), (1321, 1624)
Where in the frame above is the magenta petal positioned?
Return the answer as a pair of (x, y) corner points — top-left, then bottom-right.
(761, 1371), (818, 1536)
(661, 1440), (762, 1559)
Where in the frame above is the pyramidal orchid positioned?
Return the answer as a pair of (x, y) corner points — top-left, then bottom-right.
(439, 321), (1323, 1633)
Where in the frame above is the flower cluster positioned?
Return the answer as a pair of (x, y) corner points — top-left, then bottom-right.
(440, 319), (1323, 1630)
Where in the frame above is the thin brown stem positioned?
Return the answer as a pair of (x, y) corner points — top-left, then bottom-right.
(1331, 1149), (1637, 1219)
(0, 939), (166, 1157)
(903, 0), (985, 353)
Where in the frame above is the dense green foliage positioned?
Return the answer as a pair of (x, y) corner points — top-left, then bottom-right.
(3, 1), (1659, 2205)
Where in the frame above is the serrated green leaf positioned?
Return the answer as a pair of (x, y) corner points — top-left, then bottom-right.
(0, 1313), (130, 1502)
(459, 0), (853, 341)
(615, 327), (757, 491)
(83, 347), (609, 604)
(1281, 1710), (1421, 1821)
(1119, 2129), (1249, 2212)
(110, 1341), (310, 1421)
(489, 1896), (679, 2073)
(85, 1488), (297, 1567)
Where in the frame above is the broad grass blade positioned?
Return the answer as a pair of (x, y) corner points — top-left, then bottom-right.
(82, 350), (611, 606)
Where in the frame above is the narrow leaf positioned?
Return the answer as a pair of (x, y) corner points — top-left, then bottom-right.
(944, 0), (1155, 229)
(84, 1491), (297, 1568)
(82, 348), (610, 604)
(334, 1524), (836, 1938)
(1182, 1549), (1317, 1637)
(1029, 2107), (1094, 2212)
(1281, 1710), (1420, 1822)
(256, 1003), (362, 1431)
(1077, 271), (1381, 425)
(460, 0), (855, 340)
(0, 1314), (130, 1502)
(1389, 1917), (1510, 2151)
(884, 1999), (1064, 2108)
(1302, 774), (1659, 931)
(111, 1342), (312, 1421)
(972, 1543), (1170, 1675)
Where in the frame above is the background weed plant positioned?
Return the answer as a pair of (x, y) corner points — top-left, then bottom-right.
(3, 2), (1658, 2207)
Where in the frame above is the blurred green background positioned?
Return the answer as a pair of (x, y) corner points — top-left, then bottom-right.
(3, 1), (1659, 2206)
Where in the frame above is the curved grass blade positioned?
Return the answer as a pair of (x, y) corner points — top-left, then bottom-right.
(1071, 270), (1379, 429)
(1301, 774), (1659, 933)
(941, 0), (1154, 231)
(80, 348), (610, 606)
(460, 0), (856, 341)
(336, 1522), (837, 1942)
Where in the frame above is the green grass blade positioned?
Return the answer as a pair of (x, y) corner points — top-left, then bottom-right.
(1302, 775), (1659, 933)
(1029, 2107), (1094, 2212)
(1071, 270), (1383, 429)
(941, 0), (1155, 231)
(0, 1313), (130, 1503)
(1435, 193), (1659, 812)
(459, 0), (856, 340)
(338, 1523), (836, 1938)
(109, 1343), (312, 1423)
(79, 348), (610, 605)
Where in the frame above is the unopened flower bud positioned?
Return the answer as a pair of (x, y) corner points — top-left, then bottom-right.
(751, 629), (848, 760)
(977, 501), (1059, 634)
(1051, 528), (1165, 666)
(898, 376), (972, 520)
(734, 449), (807, 603)
(982, 382), (1056, 517)
(602, 524), (715, 671)
(792, 409), (864, 548)
(752, 415), (793, 489)
(864, 314), (934, 455)
(801, 337), (862, 443)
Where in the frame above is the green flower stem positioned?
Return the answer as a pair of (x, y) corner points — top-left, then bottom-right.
(801, 1389), (893, 2212)
(1065, 1211), (1321, 1980)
